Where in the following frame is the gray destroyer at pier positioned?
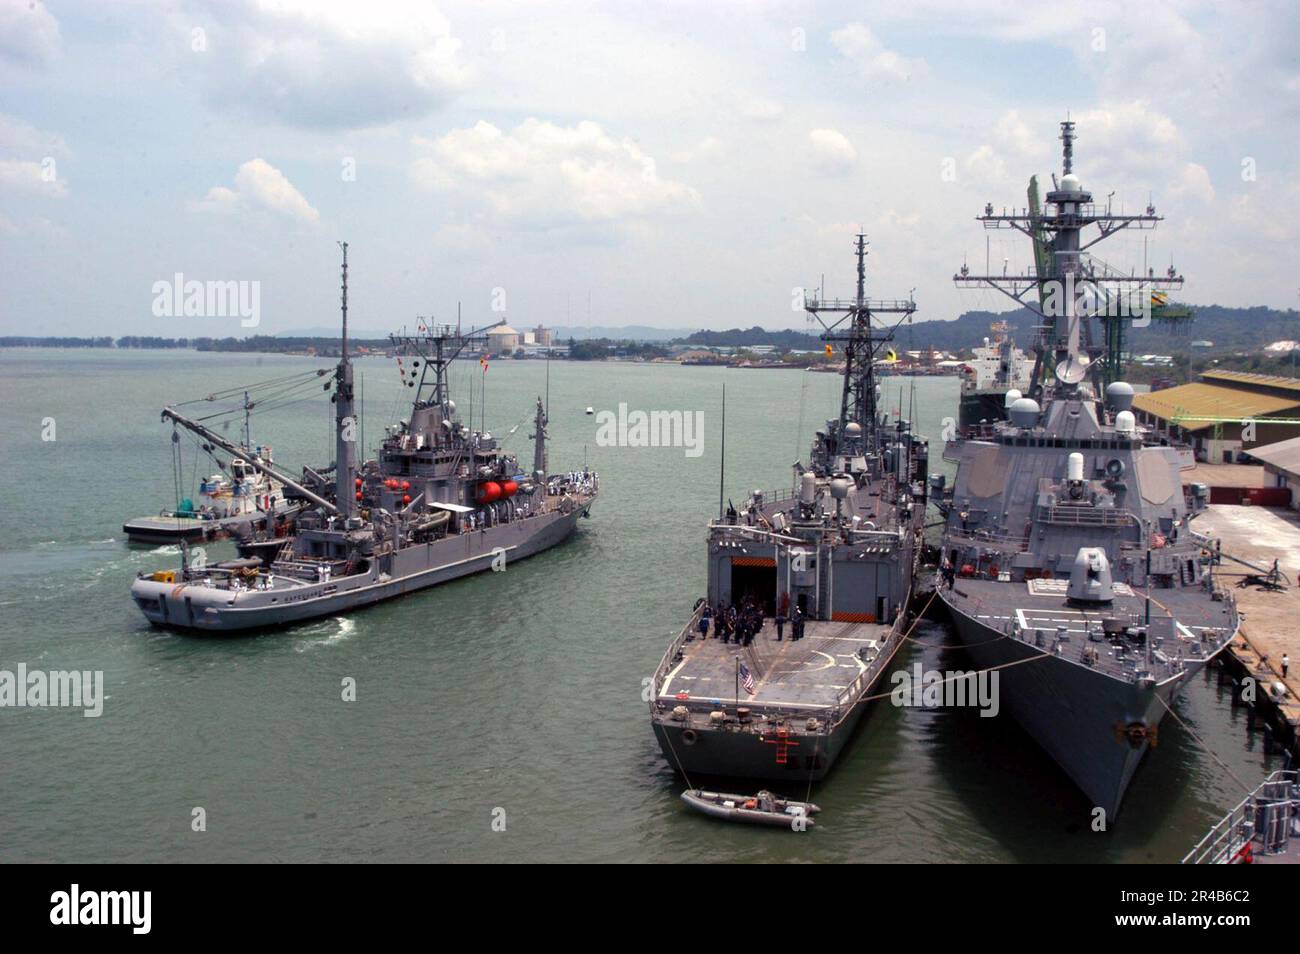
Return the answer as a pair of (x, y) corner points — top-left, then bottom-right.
(935, 122), (1238, 817)
(131, 245), (596, 633)
(650, 236), (928, 781)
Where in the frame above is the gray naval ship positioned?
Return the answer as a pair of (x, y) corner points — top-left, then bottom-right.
(935, 121), (1238, 817)
(650, 235), (929, 781)
(131, 244), (596, 633)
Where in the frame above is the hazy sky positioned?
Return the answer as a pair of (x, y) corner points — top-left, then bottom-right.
(2, 0), (1297, 336)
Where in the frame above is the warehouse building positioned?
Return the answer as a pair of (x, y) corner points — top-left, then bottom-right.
(1132, 371), (1300, 463)
(1243, 435), (1300, 509)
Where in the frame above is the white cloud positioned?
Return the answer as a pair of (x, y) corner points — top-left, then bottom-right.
(831, 23), (926, 83)
(1074, 101), (1180, 158)
(992, 110), (1046, 161)
(410, 119), (699, 228)
(960, 143), (1009, 189)
(0, 0), (61, 68)
(670, 137), (724, 164)
(740, 97), (784, 122)
(0, 158), (66, 197)
(1169, 162), (1215, 205)
(181, 0), (467, 129)
(191, 158), (320, 225)
(0, 113), (67, 157)
(808, 128), (857, 174)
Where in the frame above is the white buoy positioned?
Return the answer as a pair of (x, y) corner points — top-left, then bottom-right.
(584, 406), (594, 415)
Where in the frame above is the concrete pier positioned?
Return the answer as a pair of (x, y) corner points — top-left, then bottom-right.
(1196, 504), (1300, 753)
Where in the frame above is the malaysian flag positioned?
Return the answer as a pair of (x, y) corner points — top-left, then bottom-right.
(739, 662), (755, 695)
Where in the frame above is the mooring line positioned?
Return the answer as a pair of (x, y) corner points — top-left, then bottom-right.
(1154, 692), (1253, 796)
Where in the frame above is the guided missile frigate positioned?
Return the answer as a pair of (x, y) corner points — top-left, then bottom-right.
(650, 236), (928, 781)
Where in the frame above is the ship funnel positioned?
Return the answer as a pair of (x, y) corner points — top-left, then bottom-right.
(1067, 547), (1114, 603)
(1115, 410), (1136, 435)
(1067, 452), (1084, 483)
(1004, 388), (1023, 408)
(1008, 397), (1040, 428)
(1105, 381), (1135, 412)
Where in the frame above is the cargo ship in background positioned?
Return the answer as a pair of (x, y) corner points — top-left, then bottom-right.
(957, 320), (1035, 431)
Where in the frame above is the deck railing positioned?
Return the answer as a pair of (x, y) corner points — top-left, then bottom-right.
(650, 603), (706, 707)
(1182, 771), (1300, 864)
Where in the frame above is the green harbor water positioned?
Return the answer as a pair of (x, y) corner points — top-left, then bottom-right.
(0, 348), (1285, 862)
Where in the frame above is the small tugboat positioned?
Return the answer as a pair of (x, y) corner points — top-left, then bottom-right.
(680, 789), (820, 829)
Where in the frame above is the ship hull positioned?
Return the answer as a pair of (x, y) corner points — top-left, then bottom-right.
(958, 390), (1009, 429)
(941, 593), (1208, 818)
(652, 696), (871, 783)
(132, 504), (590, 634)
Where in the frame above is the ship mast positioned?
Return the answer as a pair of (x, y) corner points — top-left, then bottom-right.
(390, 318), (506, 423)
(530, 396), (548, 482)
(805, 234), (916, 450)
(955, 120), (1184, 399)
(334, 241), (356, 519)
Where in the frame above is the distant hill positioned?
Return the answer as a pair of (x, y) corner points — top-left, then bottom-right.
(7, 303), (1297, 354)
(677, 304), (1300, 355)
(277, 325), (398, 338)
(909, 304), (1300, 355)
(552, 325), (692, 341)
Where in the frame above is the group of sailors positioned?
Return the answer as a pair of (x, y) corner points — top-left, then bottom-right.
(696, 593), (806, 646)
(549, 469), (598, 496)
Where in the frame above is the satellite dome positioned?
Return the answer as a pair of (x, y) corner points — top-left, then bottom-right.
(1004, 388), (1023, 408)
(844, 421), (863, 438)
(1009, 397), (1041, 428)
(1060, 173), (1082, 193)
(1105, 381), (1135, 412)
(1115, 410), (1136, 434)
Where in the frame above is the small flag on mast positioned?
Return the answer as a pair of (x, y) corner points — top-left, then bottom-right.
(480, 355), (489, 373)
(739, 662), (755, 695)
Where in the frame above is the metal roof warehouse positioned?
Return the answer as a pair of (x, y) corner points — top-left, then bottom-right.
(1132, 371), (1300, 463)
